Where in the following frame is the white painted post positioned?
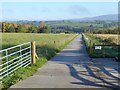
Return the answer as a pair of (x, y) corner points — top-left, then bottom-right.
(20, 45), (22, 67)
(6, 49), (8, 77)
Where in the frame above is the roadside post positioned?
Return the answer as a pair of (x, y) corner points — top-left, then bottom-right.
(31, 41), (38, 64)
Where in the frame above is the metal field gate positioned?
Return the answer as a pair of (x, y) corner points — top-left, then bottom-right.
(0, 42), (32, 83)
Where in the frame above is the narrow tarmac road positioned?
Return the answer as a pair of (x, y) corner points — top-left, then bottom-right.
(11, 34), (120, 89)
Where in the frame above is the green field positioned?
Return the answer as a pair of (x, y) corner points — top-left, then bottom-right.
(1, 33), (77, 59)
(47, 22), (103, 27)
(83, 33), (119, 58)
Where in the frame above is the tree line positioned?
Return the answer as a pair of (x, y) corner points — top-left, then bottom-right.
(91, 28), (120, 34)
(0, 21), (119, 34)
(1, 21), (51, 33)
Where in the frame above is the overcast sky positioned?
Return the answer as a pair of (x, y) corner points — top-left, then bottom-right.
(1, 2), (118, 21)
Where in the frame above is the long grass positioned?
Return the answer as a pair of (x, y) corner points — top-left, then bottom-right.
(93, 34), (119, 45)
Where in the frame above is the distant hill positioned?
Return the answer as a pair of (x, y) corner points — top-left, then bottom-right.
(2, 14), (118, 24)
(71, 14), (118, 21)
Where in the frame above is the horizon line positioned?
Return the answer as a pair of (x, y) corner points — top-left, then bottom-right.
(1, 13), (118, 22)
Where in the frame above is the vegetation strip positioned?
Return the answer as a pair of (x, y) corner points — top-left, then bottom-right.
(82, 33), (119, 58)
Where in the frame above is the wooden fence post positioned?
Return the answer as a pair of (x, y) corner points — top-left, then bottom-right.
(54, 41), (56, 48)
(116, 39), (118, 45)
(46, 49), (48, 56)
(31, 41), (36, 64)
(89, 40), (92, 54)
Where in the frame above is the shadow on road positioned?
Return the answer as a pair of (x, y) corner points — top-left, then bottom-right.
(66, 63), (120, 89)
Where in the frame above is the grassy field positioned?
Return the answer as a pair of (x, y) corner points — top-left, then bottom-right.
(1, 33), (77, 58)
(83, 33), (119, 58)
(93, 34), (120, 45)
(1, 33), (77, 89)
(48, 22), (103, 27)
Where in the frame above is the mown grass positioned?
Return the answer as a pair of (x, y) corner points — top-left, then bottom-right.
(83, 33), (119, 58)
(1, 33), (78, 89)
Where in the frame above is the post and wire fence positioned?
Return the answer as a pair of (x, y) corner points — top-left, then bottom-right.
(83, 34), (120, 58)
(0, 41), (37, 83)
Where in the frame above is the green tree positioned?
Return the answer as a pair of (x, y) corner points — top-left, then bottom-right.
(6, 26), (15, 32)
(17, 25), (23, 33)
(42, 26), (51, 33)
(38, 21), (51, 33)
(28, 25), (37, 33)
(17, 24), (28, 33)
(103, 24), (108, 28)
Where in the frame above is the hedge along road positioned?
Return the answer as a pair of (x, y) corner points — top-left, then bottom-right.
(11, 34), (120, 89)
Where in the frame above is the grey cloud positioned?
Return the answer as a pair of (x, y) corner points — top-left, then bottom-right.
(31, 7), (52, 13)
(68, 5), (90, 15)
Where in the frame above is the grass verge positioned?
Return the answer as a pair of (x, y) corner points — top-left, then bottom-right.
(82, 33), (119, 58)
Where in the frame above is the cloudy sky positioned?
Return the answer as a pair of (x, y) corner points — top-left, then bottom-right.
(1, 2), (118, 21)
